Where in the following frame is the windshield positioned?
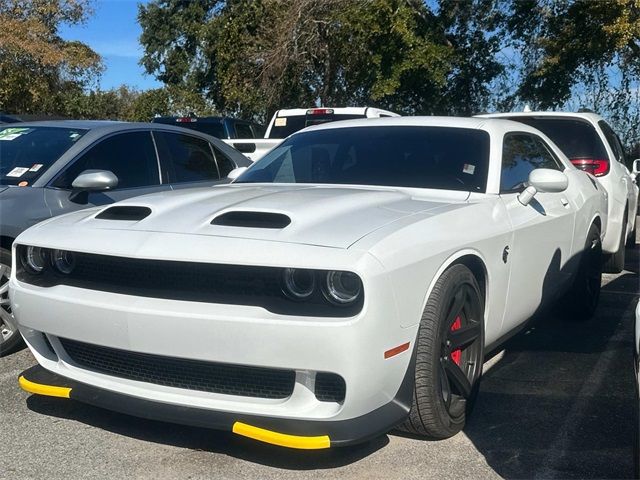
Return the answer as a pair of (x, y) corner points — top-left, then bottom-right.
(237, 126), (490, 192)
(0, 126), (87, 186)
(268, 114), (366, 138)
(505, 117), (608, 160)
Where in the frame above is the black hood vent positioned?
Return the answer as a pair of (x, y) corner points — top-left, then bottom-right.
(96, 206), (152, 221)
(211, 211), (291, 229)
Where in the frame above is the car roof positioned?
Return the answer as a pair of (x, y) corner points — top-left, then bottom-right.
(275, 107), (398, 117)
(477, 111), (604, 124)
(153, 116), (259, 123)
(295, 115), (531, 135)
(1, 120), (127, 130)
(1, 120), (239, 135)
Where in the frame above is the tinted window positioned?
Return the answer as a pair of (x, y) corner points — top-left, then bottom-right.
(599, 121), (625, 163)
(155, 132), (220, 183)
(177, 122), (225, 139)
(501, 134), (562, 193)
(506, 117), (608, 161)
(212, 146), (236, 177)
(268, 114), (366, 138)
(0, 127), (87, 185)
(234, 123), (254, 139)
(237, 126), (490, 192)
(54, 131), (159, 189)
(152, 118), (225, 138)
(251, 123), (266, 138)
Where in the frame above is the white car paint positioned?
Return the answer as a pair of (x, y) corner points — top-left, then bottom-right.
(10, 116), (607, 445)
(479, 111), (639, 256)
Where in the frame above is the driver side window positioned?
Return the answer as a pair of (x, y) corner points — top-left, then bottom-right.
(501, 134), (561, 193)
(53, 131), (160, 189)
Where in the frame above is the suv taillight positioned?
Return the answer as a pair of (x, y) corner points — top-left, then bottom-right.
(570, 158), (609, 177)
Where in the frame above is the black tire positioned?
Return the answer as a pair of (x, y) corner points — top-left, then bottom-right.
(604, 211), (627, 273)
(560, 223), (602, 321)
(398, 264), (484, 439)
(0, 247), (23, 356)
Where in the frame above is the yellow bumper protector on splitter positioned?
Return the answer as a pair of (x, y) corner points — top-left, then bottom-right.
(18, 375), (71, 399)
(232, 421), (330, 449)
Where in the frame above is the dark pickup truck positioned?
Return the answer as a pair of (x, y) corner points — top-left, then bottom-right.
(152, 116), (264, 140)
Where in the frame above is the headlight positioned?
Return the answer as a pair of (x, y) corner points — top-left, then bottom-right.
(23, 246), (48, 274)
(52, 250), (76, 274)
(324, 271), (362, 305)
(282, 268), (316, 299)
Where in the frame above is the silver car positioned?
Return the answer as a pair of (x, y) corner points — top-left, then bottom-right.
(0, 120), (251, 355)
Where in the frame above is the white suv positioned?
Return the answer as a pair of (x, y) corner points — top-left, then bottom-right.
(479, 111), (639, 272)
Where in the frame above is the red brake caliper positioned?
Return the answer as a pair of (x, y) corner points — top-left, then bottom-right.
(450, 316), (462, 366)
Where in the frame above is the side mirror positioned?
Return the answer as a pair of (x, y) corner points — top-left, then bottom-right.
(632, 159), (640, 177)
(227, 166), (248, 181)
(70, 170), (118, 203)
(518, 168), (568, 206)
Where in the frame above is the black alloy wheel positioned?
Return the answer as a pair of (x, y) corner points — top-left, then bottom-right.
(399, 264), (484, 439)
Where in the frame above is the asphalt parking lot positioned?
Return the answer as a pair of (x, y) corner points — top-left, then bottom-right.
(1, 223), (638, 480)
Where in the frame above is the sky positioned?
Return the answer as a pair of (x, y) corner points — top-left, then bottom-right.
(59, 0), (161, 91)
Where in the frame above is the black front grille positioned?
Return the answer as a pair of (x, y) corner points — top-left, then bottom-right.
(315, 372), (346, 402)
(16, 248), (363, 318)
(59, 338), (296, 399)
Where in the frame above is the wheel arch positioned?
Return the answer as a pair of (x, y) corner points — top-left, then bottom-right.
(421, 249), (489, 323)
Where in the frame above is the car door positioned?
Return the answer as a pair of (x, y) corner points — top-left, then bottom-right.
(45, 130), (169, 216)
(499, 133), (577, 332)
(153, 131), (234, 191)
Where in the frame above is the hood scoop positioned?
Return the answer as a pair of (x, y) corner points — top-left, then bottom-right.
(96, 206), (152, 221)
(211, 211), (291, 229)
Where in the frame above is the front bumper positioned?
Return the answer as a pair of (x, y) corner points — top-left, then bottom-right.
(19, 361), (413, 448)
(11, 238), (419, 447)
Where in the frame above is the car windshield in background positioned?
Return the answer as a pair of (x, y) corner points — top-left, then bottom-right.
(237, 126), (490, 192)
(268, 114), (366, 138)
(507, 117), (608, 161)
(0, 127), (87, 186)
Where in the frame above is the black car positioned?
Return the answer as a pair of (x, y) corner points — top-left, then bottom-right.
(152, 116), (265, 140)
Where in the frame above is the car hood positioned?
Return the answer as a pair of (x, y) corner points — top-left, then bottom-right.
(56, 184), (471, 249)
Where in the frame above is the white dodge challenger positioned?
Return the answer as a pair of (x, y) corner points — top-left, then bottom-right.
(11, 117), (607, 449)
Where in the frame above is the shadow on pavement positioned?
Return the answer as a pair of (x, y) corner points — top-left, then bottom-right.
(463, 243), (638, 479)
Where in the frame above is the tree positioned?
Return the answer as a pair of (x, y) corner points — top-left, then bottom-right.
(0, 0), (102, 114)
(138, 0), (507, 119)
(502, 0), (640, 149)
(505, 0), (640, 107)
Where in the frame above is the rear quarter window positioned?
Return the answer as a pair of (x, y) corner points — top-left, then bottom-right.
(506, 117), (608, 161)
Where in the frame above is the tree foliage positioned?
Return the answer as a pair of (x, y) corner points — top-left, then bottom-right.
(506, 0), (640, 106)
(2, 0), (639, 152)
(0, 0), (102, 114)
(139, 0), (504, 120)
